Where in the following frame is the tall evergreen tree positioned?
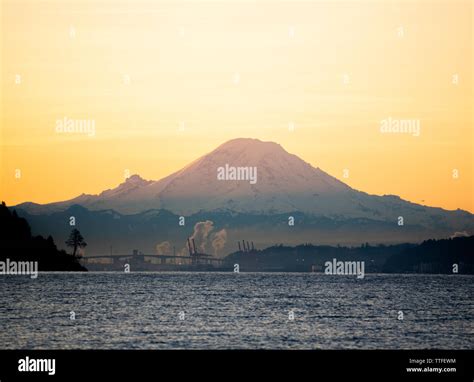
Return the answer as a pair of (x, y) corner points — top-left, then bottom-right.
(65, 229), (87, 257)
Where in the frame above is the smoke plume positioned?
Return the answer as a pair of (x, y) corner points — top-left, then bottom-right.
(211, 229), (227, 256)
(190, 220), (214, 253)
(156, 241), (171, 255)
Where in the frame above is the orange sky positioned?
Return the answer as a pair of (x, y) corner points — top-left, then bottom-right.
(1, 0), (473, 212)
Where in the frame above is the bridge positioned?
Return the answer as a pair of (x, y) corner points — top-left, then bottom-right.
(81, 253), (224, 267)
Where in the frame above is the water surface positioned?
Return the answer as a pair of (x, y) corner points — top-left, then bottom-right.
(0, 273), (472, 349)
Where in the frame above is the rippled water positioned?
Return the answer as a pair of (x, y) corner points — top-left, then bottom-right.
(0, 273), (472, 349)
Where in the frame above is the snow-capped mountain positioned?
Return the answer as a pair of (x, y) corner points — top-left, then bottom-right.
(13, 138), (474, 252)
(18, 138), (350, 214)
(16, 138), (472, 226)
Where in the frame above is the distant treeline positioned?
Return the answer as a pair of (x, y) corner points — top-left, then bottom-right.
(1, 202), (86, 271)
(383, 236), (473, 274)
(225, 236), (474, 274)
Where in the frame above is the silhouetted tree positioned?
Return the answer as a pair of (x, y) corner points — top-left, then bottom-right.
(0, 202), (86, 271)
(65, 229), (87, 257)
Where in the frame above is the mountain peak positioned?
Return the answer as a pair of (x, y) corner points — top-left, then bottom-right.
(214, 138), (286, 156)
(125, 174), (149, 184)
(217, 137), (281, 148)
(99, 174), (152, 198)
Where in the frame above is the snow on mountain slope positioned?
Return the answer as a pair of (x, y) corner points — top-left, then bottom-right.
(147, 138), (354, 215)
